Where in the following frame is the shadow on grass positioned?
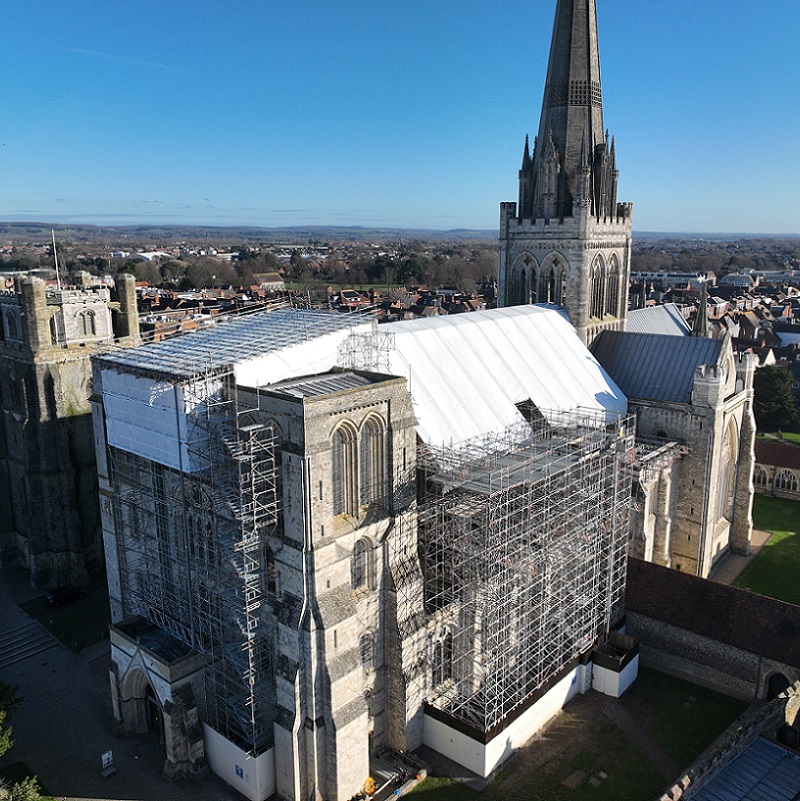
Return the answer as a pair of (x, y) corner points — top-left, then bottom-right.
(408, 669), (747, 801)
(19, 586), (110, 654)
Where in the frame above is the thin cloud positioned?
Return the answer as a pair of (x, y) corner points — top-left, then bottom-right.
(62, 48), (191, 75)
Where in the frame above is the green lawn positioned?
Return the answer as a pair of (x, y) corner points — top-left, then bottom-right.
(733, 495), (800, 604)
(756, 432), (800, 446)
(411, 669), (746, 801)
(19, 586), (110, 654)
(618, 669), (747, 768)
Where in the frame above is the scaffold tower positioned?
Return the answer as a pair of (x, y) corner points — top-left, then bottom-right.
(416, 408), (634, 732)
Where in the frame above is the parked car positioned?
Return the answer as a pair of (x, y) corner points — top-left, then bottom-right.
(45, 585), (87, 608)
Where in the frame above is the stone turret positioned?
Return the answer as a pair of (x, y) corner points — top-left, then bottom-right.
(18, 277), (52, 355)
(112, 273), (140, 342)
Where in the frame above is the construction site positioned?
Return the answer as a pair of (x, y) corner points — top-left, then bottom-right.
(104, 363), (283, 756)
(92, 305), (641, 798)
(416, 409), (635, 734)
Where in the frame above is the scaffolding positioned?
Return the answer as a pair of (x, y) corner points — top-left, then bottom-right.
(416, 408), (634, 732)
(108, 363), (280, 755)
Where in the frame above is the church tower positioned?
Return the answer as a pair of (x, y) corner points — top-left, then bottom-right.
(498, 0), (633, 345)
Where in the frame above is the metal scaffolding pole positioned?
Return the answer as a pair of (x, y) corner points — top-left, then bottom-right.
(415, 408), (634, 732)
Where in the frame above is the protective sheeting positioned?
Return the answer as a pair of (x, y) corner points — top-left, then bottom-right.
(102, 305), (627, 464)
(102, 369), (214, 471)
(234, 328), (363, 389)
(381, 306), (627, 446)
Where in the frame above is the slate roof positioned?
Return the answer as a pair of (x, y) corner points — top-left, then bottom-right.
(755, 441), (800, 470)
(591, 331), (723, 403)
(626, 558), (800, 668)
(692, 737), (800, 801)
(625, 303), (691, 337)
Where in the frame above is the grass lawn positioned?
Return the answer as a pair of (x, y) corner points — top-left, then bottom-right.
(733, 495), (800, 605)
(756, 431), (800, 446)
(19, 585), (110, 654)
(0, 762), (55, 801)
(618, 669), (747, 768)
(411, 669), (746, 801)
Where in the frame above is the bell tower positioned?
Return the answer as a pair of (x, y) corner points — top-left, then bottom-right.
(498, 0), (633, 345)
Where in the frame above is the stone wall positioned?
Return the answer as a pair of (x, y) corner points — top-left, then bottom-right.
(0, 275), (139, 587)
(626, 559), (800, 700)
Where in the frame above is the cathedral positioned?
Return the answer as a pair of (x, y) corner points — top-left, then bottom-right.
(87, 1), (756, 800)
(497, 0), (633, 345)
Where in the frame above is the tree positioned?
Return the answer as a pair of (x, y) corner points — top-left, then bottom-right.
(753, 366), (799, 429)
(0, 776), (42, 801)
(0, 681), (21, 759)
(0, 682), (43, 801)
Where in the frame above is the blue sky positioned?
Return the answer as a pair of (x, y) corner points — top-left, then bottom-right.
(1, 0), (798, 234)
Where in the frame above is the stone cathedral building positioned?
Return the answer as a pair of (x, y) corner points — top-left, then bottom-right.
(0, 272), (140, 586)
(497, 0), (756, 579)
(86, 0), (756, 800)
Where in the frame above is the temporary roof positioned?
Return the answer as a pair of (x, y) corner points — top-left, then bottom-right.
(380, 305), (627, 446)
(97, 308), (360, 379)
(101, 305), (628, 452)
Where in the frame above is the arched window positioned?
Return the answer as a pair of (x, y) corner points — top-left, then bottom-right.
(6, 312), (19, 341)
(519, 270), (527, 305)
(432, 632), (453, 687)
(78, 309), (96, 336)
(753, 465), (768, 488)
(265, 545), (277, 595)
(591, 259), (606, 318)
(359, 631), (375, 671)
(351, 538), (370, 589)
(716, 424), (738, 521)
(606, 257), (620, 317)
(360, 416), (385, 507)
(774, 469), (799, 493)
(332, 423), (358, 517)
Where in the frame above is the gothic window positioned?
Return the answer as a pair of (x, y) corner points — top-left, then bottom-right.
(519, 270), (527, 305)
(6, 312), (19, 341)
(359, 631), (375, 672)
(332, 422), (358, 517)
(716, 423), (738, 521)
(606, 258), (621, 317)
(360, 416), (386, 507)
(753, 465), (768, 488)
(432, 632), (453, 687)
(774, 469), (799, 493)
(265, 545), (277, 595)
(351, 538), (371, 590)
(78, 309), (96, 337)
(591, 260), (606, 318)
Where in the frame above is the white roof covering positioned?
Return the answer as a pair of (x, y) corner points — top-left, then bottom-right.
(238, 305), (627, 447)
(380, 306), (626, 446)
(102, 306), (627, 460)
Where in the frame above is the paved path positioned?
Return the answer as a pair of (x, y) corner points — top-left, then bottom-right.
(708, 528), (773, 585)
(596, 694), (680, 783)
(0, 566), (240, 801)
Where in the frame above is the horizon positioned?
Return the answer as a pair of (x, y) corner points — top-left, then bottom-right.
(2, 220), (800, 244)
(2, 0), (798, 235)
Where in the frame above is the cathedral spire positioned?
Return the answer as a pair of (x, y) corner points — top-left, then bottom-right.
(524, 0), (611, 220)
